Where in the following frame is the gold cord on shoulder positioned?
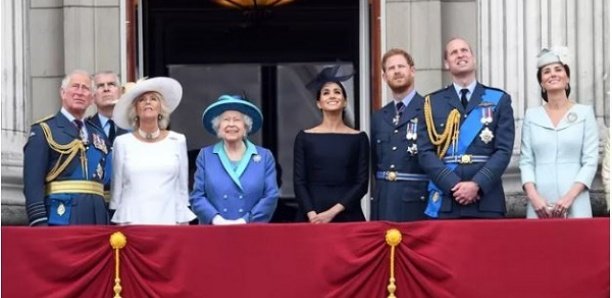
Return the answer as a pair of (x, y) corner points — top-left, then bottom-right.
(39, 122), (86, 182)
(424, 96), (461, 158)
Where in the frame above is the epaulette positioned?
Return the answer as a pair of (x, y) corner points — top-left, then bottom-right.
(33, 114), (55, 125)
(482, 85), (508, 94)
(425, 85), (451, 97)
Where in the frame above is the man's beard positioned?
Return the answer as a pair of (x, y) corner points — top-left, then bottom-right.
(389, 78), (412, 94)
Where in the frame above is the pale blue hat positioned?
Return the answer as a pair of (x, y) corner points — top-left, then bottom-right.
(536, 46), (570, 68)
(201, 95), (263, 135)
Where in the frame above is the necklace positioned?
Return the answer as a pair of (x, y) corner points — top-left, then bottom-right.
(137, 128), (161, 140)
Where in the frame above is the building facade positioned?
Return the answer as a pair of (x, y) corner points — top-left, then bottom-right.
(2, 0), (609, 224)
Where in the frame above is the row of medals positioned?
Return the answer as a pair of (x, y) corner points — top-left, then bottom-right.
(395, 105), (496, 158)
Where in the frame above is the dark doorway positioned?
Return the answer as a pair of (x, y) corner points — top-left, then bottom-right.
(143, 0), (361, 222)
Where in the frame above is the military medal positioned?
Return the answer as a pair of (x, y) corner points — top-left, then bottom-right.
(92, 133), (108, 154)
(392, 114), (400, 126)
(480, 103), (494, 125)
(567, 112), (577, 123)
(96, 163), (104, 179)
(57, 202), (66, 216)
(406, 118), (418, 140)
(479, 127), (494, 144)
(407, 143), (418, 155)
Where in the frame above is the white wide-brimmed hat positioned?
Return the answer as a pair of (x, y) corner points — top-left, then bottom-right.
(112, 77), (182, 129)
(201, 95), (263, 136)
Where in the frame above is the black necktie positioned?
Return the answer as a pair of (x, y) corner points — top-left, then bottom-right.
(460, 88), (469, 109)
(108, 120), (116, 143)
(73, 119), (83, 132)
(396, 102), (405, 114)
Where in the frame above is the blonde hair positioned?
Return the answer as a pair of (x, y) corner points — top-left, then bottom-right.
(127, 91), (171, 130)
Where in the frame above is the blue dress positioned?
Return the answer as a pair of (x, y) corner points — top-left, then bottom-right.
(519, 104), (599, 218)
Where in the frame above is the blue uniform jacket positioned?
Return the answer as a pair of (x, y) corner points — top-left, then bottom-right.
(417, 83), (515, 218)
(371, 93), (429, 221)
(190, 141), (279, 224)
(23, 111), (111, 225)
(87, 113), (128, 195)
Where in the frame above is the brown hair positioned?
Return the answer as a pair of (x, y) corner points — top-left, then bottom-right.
(536, 63), (571, 102)
(381, 48), (415, 72)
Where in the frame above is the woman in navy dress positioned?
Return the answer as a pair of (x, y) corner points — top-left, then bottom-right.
(293, 71), (370, 223)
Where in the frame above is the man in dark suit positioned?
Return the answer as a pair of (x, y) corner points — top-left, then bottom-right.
(370, 48), (430, 221)
(417, 38), (515, 219)
(23, 70), (111, 226)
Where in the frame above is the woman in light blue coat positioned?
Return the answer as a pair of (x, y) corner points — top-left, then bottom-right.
(520, 47), (599, 218)
(190, 95), (279, 224)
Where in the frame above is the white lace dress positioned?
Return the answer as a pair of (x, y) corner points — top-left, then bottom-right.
(110, 131), (196, 224)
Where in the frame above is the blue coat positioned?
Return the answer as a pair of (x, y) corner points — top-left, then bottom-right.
(190, 141), (279, 224)
(417, 83), (515, 218)
(370, 93), (429, 221)
(520, 104), (599, 218)
(23, 111), (111, 226)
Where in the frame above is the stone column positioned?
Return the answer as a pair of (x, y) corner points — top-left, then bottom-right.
(2, 0), (29, 224)
(1, 0), (122, 225)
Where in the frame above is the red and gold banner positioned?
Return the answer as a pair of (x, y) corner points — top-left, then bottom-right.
(2, 219), (609, 298)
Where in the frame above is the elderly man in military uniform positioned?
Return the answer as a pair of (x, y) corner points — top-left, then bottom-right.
(370, 48), (430, 221)
(23, 70), (111, 226)
(417, 38), (515, 219)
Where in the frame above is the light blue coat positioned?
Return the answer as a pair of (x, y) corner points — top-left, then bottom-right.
(520, 103), (599, 218)
(190, 141), (279, 224)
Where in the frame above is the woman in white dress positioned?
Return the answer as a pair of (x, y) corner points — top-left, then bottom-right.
(110, 77), (196, 225)
(519, 47), (599, 219)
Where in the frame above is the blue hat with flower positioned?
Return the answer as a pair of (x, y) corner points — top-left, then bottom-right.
(201, 95), (263, 135)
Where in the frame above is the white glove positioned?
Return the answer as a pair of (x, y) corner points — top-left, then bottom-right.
(212, 215), (229, 225)
(233, 218), (247, 224)
(212, 215), (247, 225)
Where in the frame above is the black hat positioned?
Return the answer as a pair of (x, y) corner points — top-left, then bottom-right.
(305, 65), (353, 95)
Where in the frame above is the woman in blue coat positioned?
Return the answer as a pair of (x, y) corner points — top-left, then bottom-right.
(520, 47), (599, 218)
(190, 95), (279, 225)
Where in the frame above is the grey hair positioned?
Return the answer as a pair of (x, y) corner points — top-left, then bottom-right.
(93, 70), (121, 85)
(211, 112), (253, 139)
(61, 69), (94, 91)
(127, 91), (171, 130)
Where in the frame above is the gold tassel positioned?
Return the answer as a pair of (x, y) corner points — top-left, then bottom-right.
(385, 229), (402, 298)
(109, 232), (127, 298)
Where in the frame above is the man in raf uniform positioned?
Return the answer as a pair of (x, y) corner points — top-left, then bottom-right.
(88, 71), (128, 204)
(371, 48), (430, 221)
(23, 70), (111, 226)
(89, 71), (128, 145)
(417, 38), (515, 219)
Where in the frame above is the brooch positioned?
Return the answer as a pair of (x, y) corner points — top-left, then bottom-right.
(479, 127), (494, 144)
(253, 155), (262, 163)
(567, 112), (577, 123)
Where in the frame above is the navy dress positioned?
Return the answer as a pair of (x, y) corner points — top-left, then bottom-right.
(293, 130), (370, 222)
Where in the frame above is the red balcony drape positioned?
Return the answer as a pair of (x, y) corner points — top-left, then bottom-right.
(2, 219), (609, 298)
